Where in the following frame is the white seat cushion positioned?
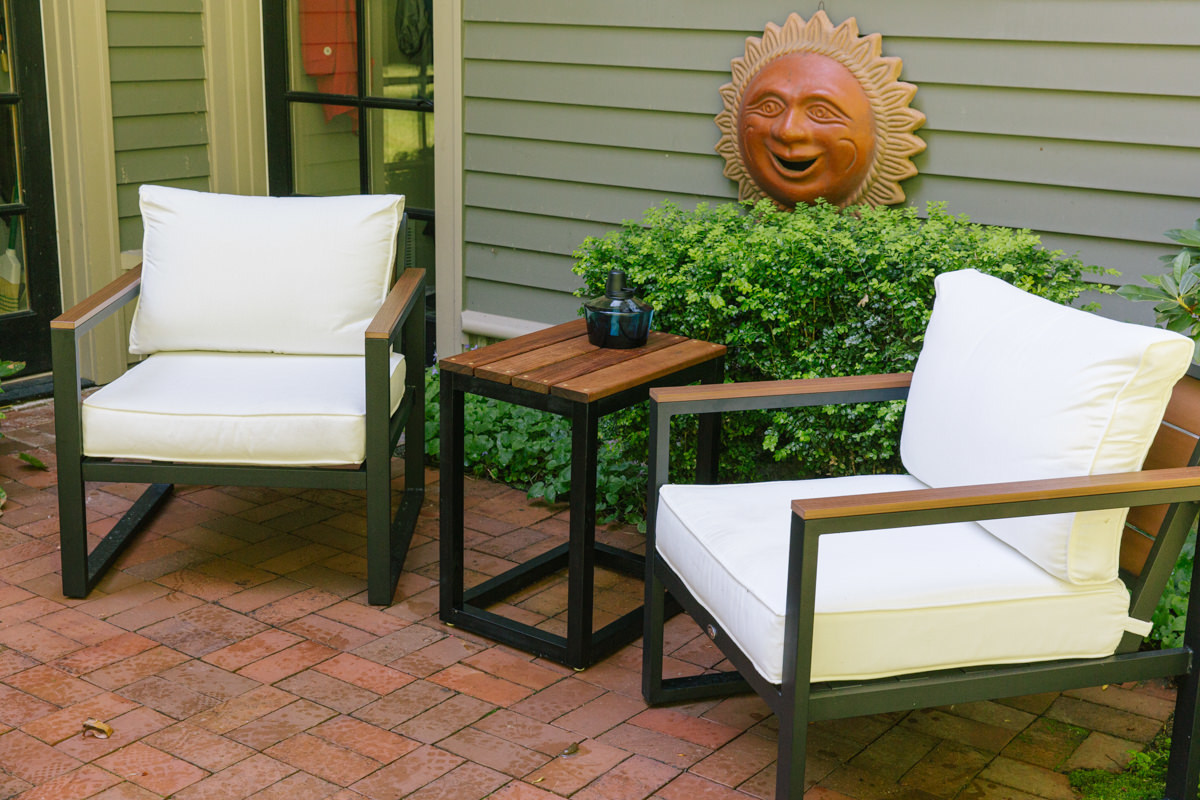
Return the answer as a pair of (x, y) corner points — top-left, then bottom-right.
(901, 269), (1192, 584)
(657, 475), (1142, 685)
(129, 185), (404, 356)
(82, 351), (406, 466)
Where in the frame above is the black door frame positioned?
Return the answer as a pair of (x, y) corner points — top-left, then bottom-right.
(0, 1), (60, 375)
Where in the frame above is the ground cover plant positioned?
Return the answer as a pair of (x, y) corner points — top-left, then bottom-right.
(1069, 727), (1174, 800)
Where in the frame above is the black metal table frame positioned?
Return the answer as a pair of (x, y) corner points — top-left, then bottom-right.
(439, 355), (723, 669)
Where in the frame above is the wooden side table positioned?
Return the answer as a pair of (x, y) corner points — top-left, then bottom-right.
(438, 319), (726, 669)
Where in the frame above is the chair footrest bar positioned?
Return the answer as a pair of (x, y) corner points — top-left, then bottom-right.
(650, 671), (753, 705)
(76, 483), (172, 596)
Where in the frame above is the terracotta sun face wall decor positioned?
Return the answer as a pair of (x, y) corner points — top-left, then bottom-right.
(715, 11), (927, 208)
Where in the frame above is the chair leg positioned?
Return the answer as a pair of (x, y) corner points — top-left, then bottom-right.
(1167, 663), (1200, 800)
(57, 456), (90, 598)
(61, 481), (172, 598)
(366, 452), (424, 606)
(776, 682), (810, 800)
(642, 559), (668, 703)
(1166, 547), (1200, 799)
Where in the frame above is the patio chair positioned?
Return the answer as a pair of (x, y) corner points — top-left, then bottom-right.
(643, 268), (1200, 799)
(51, 185), (425, 605)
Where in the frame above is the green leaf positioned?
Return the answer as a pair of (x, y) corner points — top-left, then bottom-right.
(18, 452), (47, 470)
(1117, 284), (1169, 303)
(1166, 228), (1200, 248)
(0, 360), (23, 381)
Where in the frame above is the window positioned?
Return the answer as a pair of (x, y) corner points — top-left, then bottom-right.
(263, 0), (434, 286)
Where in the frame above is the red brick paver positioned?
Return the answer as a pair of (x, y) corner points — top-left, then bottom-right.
(0, 398), (1179, 799)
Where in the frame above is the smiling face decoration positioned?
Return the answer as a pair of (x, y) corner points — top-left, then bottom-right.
(716, 12), (926, 208)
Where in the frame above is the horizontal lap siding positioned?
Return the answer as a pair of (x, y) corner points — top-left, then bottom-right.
(461, 0), (1200, 327)
(108, 3), (210, 250)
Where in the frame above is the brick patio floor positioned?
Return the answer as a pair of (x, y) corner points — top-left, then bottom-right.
(0, 397), (1176, 800)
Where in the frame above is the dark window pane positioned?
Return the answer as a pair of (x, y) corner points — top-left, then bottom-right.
(0, 105), (19, 205)
(289, 0), (359, 97)
(0, 1), (13, 95)
(290, 101), (360, 196)
(368, 107), (432, 209)
(0, 213), (27, 314)
(367, 0), (432, 102)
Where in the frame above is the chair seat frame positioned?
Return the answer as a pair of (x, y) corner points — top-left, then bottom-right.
(643, 373), (1200, 800)
(51, 256), (425, 606)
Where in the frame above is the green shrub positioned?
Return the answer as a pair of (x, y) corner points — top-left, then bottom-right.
(574, 199), (1108, 485)
(423, 201), (1107, 531)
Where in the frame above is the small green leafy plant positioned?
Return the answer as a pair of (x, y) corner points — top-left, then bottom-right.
(1069, 728), (1173, 800)
(1149, 527), (1194, 649)
(1117, 219), (1200, 362)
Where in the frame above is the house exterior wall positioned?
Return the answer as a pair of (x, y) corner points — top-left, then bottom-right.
(108, 0), (211, 250)
(43, 0), (266, 382)
(454, 0), (1200, 340)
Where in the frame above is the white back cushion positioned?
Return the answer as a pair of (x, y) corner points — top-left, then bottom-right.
(900, 269), (1192, 584)
(129, 185), (404, 356)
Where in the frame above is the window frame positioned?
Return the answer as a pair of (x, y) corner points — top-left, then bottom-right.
(261, 0), (434, 224)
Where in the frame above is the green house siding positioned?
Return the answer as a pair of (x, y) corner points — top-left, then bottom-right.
(461, 0), (1200, 326)
(108, 1), (210, 250)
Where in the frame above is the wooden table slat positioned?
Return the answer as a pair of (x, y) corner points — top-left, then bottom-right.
(439, 319), (587, 375)
(552, 340), (727, 402)
(476, 335), (597, 385)
(511, 331), (688, 394)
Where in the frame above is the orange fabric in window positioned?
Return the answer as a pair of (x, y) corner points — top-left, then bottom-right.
(298, 0), (358, 126)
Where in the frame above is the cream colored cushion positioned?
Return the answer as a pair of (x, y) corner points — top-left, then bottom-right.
(82, 351), (406, 466)
(656, 476), (1144, 685)
(129, 185), (405, 356)
(901, 269), (1192, 584)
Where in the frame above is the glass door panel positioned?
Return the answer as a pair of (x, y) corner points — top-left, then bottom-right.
(0, 0), (58, 373)
(368, 107), (432, 207)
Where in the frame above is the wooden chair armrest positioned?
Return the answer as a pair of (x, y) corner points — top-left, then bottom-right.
(792, 467), (1200, 536)
(50, 264), (142, 335)
(650, 372), (912, 415)
(366, 267), (425, 343)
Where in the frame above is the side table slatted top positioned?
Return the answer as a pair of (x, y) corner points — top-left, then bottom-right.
(439, 318), (727, 402)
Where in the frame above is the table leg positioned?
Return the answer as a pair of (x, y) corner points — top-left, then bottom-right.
(439, 371), (467, 620)
(566, 401), (599, 667)
(696, 354), (724, 484)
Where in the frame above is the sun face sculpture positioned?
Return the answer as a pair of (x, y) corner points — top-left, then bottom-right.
(715, 11), (926, 208)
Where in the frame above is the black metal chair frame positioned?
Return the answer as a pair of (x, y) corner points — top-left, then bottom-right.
(643, 372), (1200, 800)
(52, 236), (425, 607)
